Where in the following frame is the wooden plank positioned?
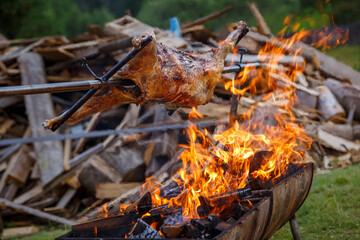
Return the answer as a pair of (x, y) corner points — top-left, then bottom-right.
(0, 39), (45, 62)
(19, 52), (64, 184)
(74, 112), (102, 154)
(56, 188), (77, 209)
(63, 130), (71, 171)
(0, 119), (15, 136)
(318, 128), (360, 152)
(0, 198), (75, 226)
(3, 180), (19, 200)
(0, 145), (31, 193)
(225, 54), (305, 68)
(1, 226), (40, 239)
(95, 182), (141, 199)
(6, 145), (33, 185)
(13, 185), (43, 204)
(0, 96), (23, 109)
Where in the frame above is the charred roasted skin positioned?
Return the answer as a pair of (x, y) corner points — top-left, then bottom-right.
(43, 21), (247, 129)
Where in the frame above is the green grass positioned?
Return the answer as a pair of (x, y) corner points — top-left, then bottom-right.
(5, 225), (70, 240)
(272, 163), (360, 239)
(325, 44), (360, 71)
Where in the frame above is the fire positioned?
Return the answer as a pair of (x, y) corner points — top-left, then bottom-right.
(110, 12), (349, 222)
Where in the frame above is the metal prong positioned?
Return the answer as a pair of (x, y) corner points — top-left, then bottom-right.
(82, 57), (99, 79)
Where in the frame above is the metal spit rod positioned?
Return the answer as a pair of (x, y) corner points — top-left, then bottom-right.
(0, 63), (261, 97)
(0, 119), (227, 147)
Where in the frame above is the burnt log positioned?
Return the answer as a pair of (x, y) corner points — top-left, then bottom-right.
(128, 219), (161, 239)
(161, 224), (186, 238)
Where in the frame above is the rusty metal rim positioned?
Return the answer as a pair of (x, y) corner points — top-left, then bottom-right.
(260, 162), (314, 239)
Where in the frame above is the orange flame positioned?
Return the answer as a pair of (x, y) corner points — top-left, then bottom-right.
(112, 12), (349, 221)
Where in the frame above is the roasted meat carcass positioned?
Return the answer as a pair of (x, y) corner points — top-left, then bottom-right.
(43, 21), (247, 129)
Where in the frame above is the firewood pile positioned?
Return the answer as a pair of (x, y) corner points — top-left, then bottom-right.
(0, 4), (359, 238)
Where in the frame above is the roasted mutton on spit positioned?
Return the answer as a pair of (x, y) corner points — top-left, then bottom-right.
(43, 21), (248, 129)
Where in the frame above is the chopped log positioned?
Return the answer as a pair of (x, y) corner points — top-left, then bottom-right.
(128, 219), (161, 239)
(244, 31), (320, 68)
(56, 188), (77, 209)
(295, 90), (317, 109)
(84, 149), (180, 220)
(35, 47), (74, 61)
(225, 53), (305, 69)
(269, 72), (319, 96)
(182, 25), (218, 44)
(319, 123), (353, 140)
(30, 162), (40, 180)
(0, 198), (75, 226)
(98, 36), (132, 54)
(181, 102), (230, 120)
(353, 125), (360, 140)
(317, 128), (360, 152)
(316, 85), (345, 122)
(0, 128), (30, 164)
(74, 112), (102, 154)
(247, 2), (272, 37)
(315, 49), (360, 86)
(0, 145), (31, 193)
(5, 145), (33, 185)
(323, 78), (360, 121)
(13, 185), (43, 205)
(295, 72), (308, 87)
(306, 76), (323, 88)
(161, 224), (186, 238)
(105, 16), (187, 48)
(19, 52), (64, 184)
(45, 106), (140, 194)
(146, 105), (180, 176)
(78, 156), (123, 195)
(0, 39), (44, 62)
(99, 142), (145, 182)
(0, 96), (23, 109)
(1, 225), (40, 239)
(95, 182), (141, 199)
(63, 130), (71, 171)
(3, 180), (18, 201)
(0, 119), (15, 136)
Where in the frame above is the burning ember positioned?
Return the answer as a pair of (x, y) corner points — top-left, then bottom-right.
(82, 13), (348, 240)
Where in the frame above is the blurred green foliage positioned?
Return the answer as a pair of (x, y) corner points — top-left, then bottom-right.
(0, 0), (114, 38)
(136, 0), (300, 34)
(0, 0), (358, 39)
